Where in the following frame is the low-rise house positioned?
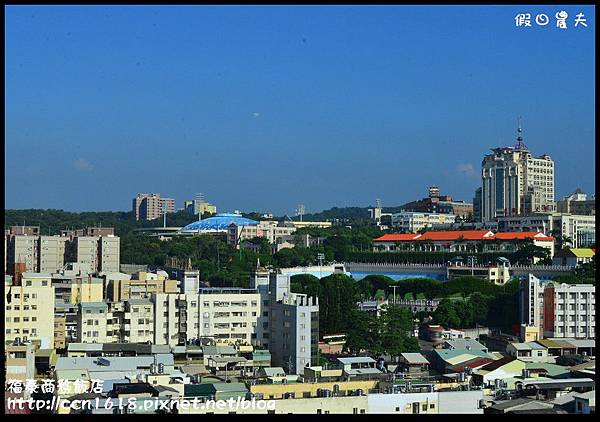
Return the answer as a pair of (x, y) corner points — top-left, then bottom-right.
(552, 248), (595, 267)
(536, 339), (577, 357)
(337, 357), (386, 379)
(573, 390), (595, 414)
(184, 382), (249, 401)
(397, 353), (430, 377)
(430, 348), (495, 374)
(442, 339), (488, 353)
(506, 342), (549, 362)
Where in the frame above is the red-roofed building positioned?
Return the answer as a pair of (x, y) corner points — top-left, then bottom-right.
(372, 230), (555, 259)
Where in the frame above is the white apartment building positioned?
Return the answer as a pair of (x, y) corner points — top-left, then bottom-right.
(519, 274), (595, 340)
(152, 289), (262, 347)
(228, 221), (297, 249)
(544, 283), (596, 339)
(496, 213), (595, 248)
(78, 302), (111, 344)
(481, 128), (555, 222)
(390, 212), (456, 233)
(251, 271), (319, 375)
(77, 299), (155, 344)
(5, 273), (55, 348)
(122, 299), (155, 343)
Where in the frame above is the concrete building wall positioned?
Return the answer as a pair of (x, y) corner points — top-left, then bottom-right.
(77, 302), (110, 343)
(99, 236), (120, 273)
(38, 236), (67, 273)
(5, 274), (55, 348)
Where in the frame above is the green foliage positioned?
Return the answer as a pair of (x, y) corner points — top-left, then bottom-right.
(344, 305), (419, 357)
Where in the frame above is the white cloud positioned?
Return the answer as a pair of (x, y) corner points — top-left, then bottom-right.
(252, 112), (260, 118)
(457, 163), (475, 177)
(74, 158), (94, 171)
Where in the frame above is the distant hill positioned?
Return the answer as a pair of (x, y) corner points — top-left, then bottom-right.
(5, 205), (408, 234)
(300, 205), (406, 222)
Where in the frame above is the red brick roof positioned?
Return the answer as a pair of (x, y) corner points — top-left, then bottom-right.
(491, 232), (554, 241)
(419, 230), (494, 241)
(373, 230), (554, 242)
(374, 233), (421, 242)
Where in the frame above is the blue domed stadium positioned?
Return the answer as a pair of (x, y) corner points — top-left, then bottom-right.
(178, 213), (259, 234)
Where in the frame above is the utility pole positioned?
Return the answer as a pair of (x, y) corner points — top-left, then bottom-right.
(391, 285), (398, 305)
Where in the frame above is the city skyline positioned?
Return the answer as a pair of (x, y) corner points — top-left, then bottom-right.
(5, 5), (596, 215)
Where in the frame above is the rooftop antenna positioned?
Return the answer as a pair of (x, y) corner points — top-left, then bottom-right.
(514, 116), (528, 151)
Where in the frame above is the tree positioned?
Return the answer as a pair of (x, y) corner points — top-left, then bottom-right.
(344, 309), (378, 355)
(468, 292), (490, 325)
(378, 305), (420, 356)
(433, 299), (461, 328)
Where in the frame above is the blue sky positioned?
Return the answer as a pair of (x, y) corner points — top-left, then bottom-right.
(5, 5), (595, 215)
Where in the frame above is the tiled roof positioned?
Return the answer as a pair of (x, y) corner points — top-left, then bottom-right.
(491, 232), (554, 241)
(373, 233), (421, 242)
(419, 230), (494, 241)
(373, 230), (554, 242)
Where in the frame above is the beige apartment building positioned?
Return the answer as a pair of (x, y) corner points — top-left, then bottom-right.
(133, 192), (176, 221)
(153, 288), (262, 347)
(106, 271), (178, 302)
(38, 236), (68, 273)
(7, 234), (38, 273)
(71, 276), (104, 303)
(5, 273), (55, 349)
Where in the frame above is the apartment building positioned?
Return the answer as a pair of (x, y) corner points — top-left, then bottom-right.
(153, 288), (262, 347)
(390, 212), (457, 233)
(5, 273), (55, 348)
(519, 274), (595, 340)
(106, 271), (178, 302)
(557, 189), (595, 215)
(543, 283), (595, 339)
(78, 302), (111, 344)
(6, 234), (38, 273)
(496, 213), (595, 248)
(121, 299), (155, 343)
(228, 221), (297, 249)
(269, 292), (319, 375)
(185, 193), (217, 216)
(250, 271), (320, 375)
(38, 236), (68, 273)
(71, 276), (104, 303)
(133, 193), (176, 221)
(401, 186), (473, 220)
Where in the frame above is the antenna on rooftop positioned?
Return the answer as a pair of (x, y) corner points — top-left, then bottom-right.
(514, 116), (528, 151)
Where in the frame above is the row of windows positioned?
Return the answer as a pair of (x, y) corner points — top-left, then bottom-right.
(6, 316), (37, 322)
(6, 305), (38, 311)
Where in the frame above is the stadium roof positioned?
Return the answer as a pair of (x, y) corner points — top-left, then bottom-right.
(179, 213), (258, 233)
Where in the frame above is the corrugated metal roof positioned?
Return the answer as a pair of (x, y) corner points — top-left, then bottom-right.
(400, 353), (430, 365)
(337, 357), (376, 365)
